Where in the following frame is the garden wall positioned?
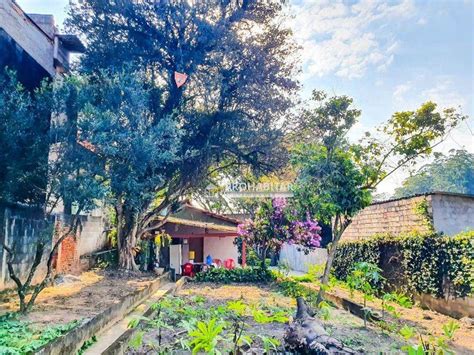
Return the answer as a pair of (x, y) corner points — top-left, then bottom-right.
(431, 193), (474, 236)
(279, 243), (327, 273)
(333, 232), (474, 318)
(341, 192), (474, 241)
(0, 204), (50, 289)
(0, 204), (108, 290)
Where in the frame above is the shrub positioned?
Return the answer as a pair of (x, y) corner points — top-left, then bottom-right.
(333, 231), (474, 298)
(194, 267), (275, 284)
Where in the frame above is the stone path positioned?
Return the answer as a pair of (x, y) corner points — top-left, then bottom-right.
(84, 282), (176, 355)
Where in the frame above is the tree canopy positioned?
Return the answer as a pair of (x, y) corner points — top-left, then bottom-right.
(65, 0), (300, 268)
(0, 70), (50, 205)
(394, 149), (474, 198)
(289, 90), (466, 299)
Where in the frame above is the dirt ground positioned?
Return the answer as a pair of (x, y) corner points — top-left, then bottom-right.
(302, 282), (474, 354)
(183, 283), (406, 354)
(0, 269), (156, 326)
(131, 283), (405, 354)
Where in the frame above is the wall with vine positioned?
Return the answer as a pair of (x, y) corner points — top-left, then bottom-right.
(332, 231), (474, 299)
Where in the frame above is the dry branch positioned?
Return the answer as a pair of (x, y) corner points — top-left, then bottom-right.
(284, 297), (359, 354)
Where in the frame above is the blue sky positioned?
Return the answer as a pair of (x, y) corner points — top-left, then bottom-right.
(18, 0), (473, 193)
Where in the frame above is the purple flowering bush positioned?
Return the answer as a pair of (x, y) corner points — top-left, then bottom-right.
(237, 198), (322, 267)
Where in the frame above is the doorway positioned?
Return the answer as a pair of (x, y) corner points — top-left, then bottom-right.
(188, 238), (204, 262)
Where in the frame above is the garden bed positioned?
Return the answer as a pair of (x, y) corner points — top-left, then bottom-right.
(0, 269), (157, 354)
(301, 281), (474, 354)
(125, 282), (406, 354)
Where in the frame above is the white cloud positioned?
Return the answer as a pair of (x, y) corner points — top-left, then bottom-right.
(417, 17), (428, 25)
(421, 79), (467, 110)
(393, 83), (411, 101)
(291, 0), (416, 79)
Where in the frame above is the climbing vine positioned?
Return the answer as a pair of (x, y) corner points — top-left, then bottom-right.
(332, 231), (474, 298)
(413, 197), (434, 232)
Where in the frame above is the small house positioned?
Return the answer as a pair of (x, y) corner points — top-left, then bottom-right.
(150, 203), (245, 275)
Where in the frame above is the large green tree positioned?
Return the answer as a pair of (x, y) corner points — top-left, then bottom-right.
(290, 91), (466, 301)
(0, 70), (50, 205)
(393, 149), (474, 197)
(75, 69), (183, 269)
(2, 75), (105, 313)
(66, 1), (299, 268)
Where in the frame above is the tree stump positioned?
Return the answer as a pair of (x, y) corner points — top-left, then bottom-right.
(284, 297), (360, 354)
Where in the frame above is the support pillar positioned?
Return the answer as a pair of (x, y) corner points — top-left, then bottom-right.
(241, 239), (247, 267)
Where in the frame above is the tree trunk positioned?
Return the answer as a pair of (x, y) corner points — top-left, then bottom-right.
(285, 297), (359, 354)
(260, 244), (268, 269)
(317, 216), (351, 303)
(116, 203), (139, 271)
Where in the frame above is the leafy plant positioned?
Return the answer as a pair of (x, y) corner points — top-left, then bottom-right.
(346, 262), (384, 328)
(128, 331), (145, 350)
(195, 267), (275, 284)
(399, 323), (458, 354)
(227, 300), (248, 317)
(78, 335), (97, 355)
(251, 309), (288, 324)
(188, 319), (225, 355)
(258, 335), (281, 353)
(382, 292), (412, 320)
(399, 325), (416, 341)
(0, 314), (80, 354)
(442, 320), (460, 340)
(317, 300), (332, 321)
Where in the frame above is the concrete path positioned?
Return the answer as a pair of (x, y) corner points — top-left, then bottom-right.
(84, 282), (175, 355)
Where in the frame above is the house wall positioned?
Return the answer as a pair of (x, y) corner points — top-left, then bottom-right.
(431, 194), (474, 236)
(203, 237), (239, 264)
(341, 195), (432, 241)
(0, 0), (55, 75)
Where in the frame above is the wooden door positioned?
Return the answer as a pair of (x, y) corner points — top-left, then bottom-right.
(188, 238), (204, 262)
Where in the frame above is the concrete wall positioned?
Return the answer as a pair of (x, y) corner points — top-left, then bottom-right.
(0, 204), (51, 289)
(77, 215), (107, 257)
(431, 194), (474, 236)
(0, 204), (108, 289)
(0, 0), (55, 75)
(279, 243), (328, 273)
(203, 237), (239, 264)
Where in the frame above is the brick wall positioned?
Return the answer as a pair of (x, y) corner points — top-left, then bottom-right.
(55, 232), (78, 274)
(341, 193), (474, 241)
(341, 195), (433, 241)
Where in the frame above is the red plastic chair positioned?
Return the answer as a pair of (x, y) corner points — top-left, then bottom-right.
(182, 262), (195, 277)
(224, 258), (235, 270)
(213, 259), (222, 267)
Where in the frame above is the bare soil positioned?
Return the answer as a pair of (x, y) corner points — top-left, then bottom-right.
(0, 269), (156, 326)
(130, 283), (405, 354)
(302, 282), (474, 354)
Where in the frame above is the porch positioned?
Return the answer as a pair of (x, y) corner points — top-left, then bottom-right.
(152, 204), (246, 276)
